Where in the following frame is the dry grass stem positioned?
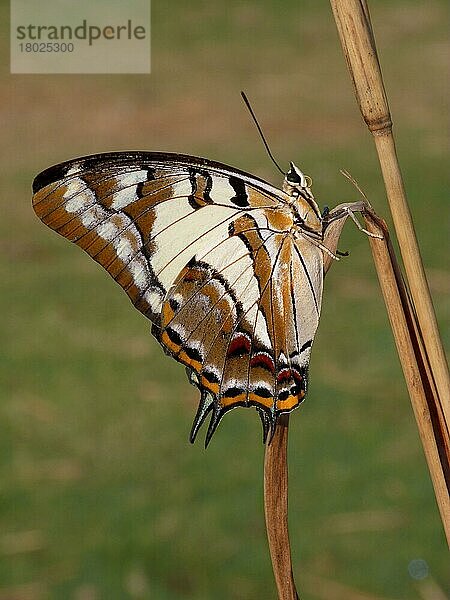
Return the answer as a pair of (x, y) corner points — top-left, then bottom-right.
(264, 415), (299, 600)
(363, 209), (449, 543)
(330, 0), (450, 542)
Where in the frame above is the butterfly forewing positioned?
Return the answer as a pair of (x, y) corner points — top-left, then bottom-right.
(32, 151), (324, 444)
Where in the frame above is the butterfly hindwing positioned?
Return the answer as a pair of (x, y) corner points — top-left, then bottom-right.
(32, 151), (324, 444)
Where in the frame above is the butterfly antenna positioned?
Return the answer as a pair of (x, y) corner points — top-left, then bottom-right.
(240, 91), (285, 177)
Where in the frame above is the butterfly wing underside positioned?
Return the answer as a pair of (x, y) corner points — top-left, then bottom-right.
(32, 151), (323, 444)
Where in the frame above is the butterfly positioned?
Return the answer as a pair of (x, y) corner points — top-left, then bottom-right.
(32, 150), (372, 446)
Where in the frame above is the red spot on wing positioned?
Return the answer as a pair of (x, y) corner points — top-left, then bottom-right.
(277, 369), (292, 384)
(228, 333), (251, 357)
(250, 352), (275, 373)
(277, 368), (303, 384)
(293, 370), (303, 383)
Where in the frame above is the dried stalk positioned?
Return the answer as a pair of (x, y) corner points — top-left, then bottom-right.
(363, 209), (450, 543)
(330, 0), (449, 540)
(264, 415), (299, 600)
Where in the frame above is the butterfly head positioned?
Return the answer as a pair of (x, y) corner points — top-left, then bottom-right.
(283, 162), (322, 231)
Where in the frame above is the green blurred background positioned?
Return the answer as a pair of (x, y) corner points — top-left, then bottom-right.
(1, 1), (449, 598)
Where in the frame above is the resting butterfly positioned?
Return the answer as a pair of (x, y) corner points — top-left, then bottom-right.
(32, 150), (372, 446)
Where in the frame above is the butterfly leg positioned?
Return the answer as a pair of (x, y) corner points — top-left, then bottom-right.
(326, 200), (383, 240)
(343, 203), (383, 239)
(327, 169), (383, 239)
(322, 199), (383, 273)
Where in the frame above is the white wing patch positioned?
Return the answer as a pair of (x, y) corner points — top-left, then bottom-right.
(64, 178), (96, 213)
(210, 177), (237, 204)
(152, 204), (239, 288)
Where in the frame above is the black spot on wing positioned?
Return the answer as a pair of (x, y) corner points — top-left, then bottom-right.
(202, 368), (220, 384)
(166, 327), (182, 346)
(188, 168), (198, 209)
(201, 171), (213, 202)
(228, 176), (249, 207)
(169, 297), (181, 312)
(223, 386), (245, 398)
(253, 386), (272, 398)
(184, 346), (203, 362)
